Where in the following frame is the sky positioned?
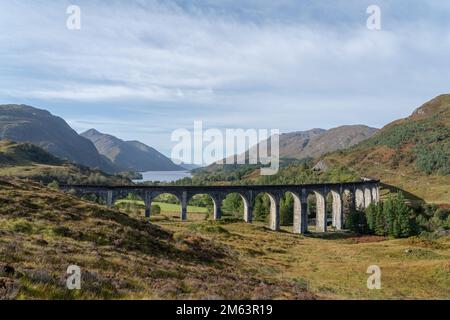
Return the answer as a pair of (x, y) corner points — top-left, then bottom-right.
(0, 0), (449, 157)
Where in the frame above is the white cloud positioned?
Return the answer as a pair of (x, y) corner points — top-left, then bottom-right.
(0, 0), (449, 153)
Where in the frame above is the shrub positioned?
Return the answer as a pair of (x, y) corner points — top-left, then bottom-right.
(151, 204), (161, 215)
(188, 222), (230, 234)
(345, 210), (367, 234)
(47, 180), (60, 190)
(11, 220), (33, 234)
(221, 193), (244, 216)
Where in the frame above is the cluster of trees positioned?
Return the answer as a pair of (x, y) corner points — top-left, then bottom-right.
(415, 204), (450, 235)
(253, 194), (271, 221)
(189, 194), (214, 214)
(345, 193), (450, 238)
(221, 193), (243, 215)
(364, 193), (415, 237)
(37, 167), (130, 186)
(415, 143), (450, 175)
(280, 193), (294, 225)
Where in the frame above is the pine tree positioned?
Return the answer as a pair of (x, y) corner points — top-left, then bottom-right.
(394, 192), (413, 238)
(374, 202), (385, 236)
(345, 210), (359, 233)
(280, 193), (294, 226)
(253, 196), (264, 220)
(383, 196), (395, 236)
(365, 204), (376, 232)
(346, 209), (367, 233)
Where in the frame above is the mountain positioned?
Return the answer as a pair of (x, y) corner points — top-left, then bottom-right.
(179, 163), (201, 170)
(278, 125), (378, 160)
(321, 94), (450, 203)
(0, 140), (130, 185)
(81, 129), (183, 172)
(0, 104), (116, 172)
(199, 125), (377, 174)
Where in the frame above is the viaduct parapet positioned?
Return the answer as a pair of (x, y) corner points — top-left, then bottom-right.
(62, 181), (380, 234)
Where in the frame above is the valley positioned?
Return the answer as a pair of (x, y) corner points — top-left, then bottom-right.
(0, 95), (449, 300)
(1, 0), (449, 305)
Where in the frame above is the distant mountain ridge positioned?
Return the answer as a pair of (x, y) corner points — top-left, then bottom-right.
(278, 125), (378, 160)
(81, 129), (184, 172)
(0, 104), (116, 172)
(200, 125), (378, 173)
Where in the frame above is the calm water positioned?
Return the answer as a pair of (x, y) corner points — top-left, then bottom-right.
(133, 171), (192, 183)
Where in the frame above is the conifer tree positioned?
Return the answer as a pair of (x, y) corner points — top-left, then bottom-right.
(383, 195), (395, 236)
(394, 192), (413, 237)
(365, 204), (376, 232)
(374, 202), (385, 236)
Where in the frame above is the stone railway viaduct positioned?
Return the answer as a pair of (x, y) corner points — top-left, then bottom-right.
(62, 180), (380, 234)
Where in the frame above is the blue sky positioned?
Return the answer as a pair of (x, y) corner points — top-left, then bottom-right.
(0, 0), (449, 156)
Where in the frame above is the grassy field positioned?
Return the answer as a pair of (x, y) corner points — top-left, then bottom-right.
(150, 210), (450, 299)
(1, 177), (448, 300)
(115, 199), (208, 214)
(0, 178), (312, 300)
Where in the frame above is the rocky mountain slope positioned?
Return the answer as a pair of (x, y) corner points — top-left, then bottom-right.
(279, 125), (378, 160)
(198, 125), (377, 174)
(81, 129), (183, 172)
(0, 104), (115, 172)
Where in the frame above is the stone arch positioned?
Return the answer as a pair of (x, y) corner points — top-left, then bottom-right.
(288, 190), (308, 234)
(330, 190), (343, 230)
(219, 192), (252, 222)
(371, 185), (379, 203)
(305, 189), (327, 232)
(77, 190), (107, 206)
(240, 193), (253, 223)
(278, 191), (299, 228)
(341, 188), (355, 226)
(355, 188), (365, 210)
(187, 192), (222, 221)
(228, 191), (254, 223)
(147, 191), (182, 219)
(364, 187), (373, 208)
(254, 192), (280, 231)
(110, 189), (146, 216)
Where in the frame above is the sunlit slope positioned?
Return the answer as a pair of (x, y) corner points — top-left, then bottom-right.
(322, 94), (450, 203)
(0, 177), (314, 300)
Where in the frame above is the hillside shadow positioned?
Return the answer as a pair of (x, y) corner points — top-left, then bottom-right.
(90, 207), (228, 264)
(380, 182), (425, 204)
(304, 230), (357, 240)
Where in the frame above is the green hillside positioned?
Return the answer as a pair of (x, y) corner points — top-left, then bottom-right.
(0, 140), (63, 166)
(0, 140), (130, 186)
(0, 104), (116, 172)
(321, 94), (450, 203)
